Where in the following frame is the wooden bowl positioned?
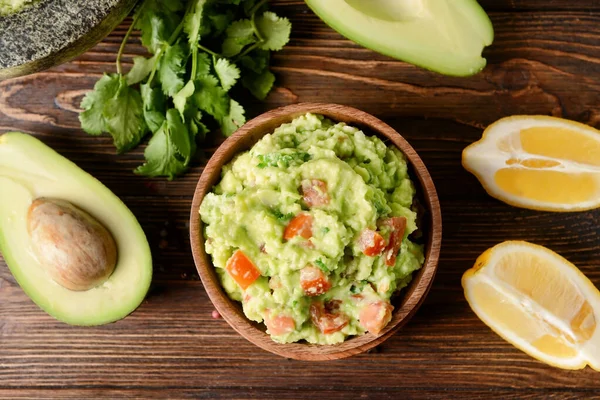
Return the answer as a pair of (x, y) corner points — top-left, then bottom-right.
(190, 103), (442, 361)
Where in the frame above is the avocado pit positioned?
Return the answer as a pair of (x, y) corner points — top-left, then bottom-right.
(27, 198), (117, 291)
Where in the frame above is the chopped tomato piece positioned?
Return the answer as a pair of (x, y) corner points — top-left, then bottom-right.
(300, 266), (331, 296)
(359, 301), (394, 335)
(301, 179), (330, 207)
(225, 250), (261, 290)
(284, 213), (313, 241)
(380, 216), (407, 266)
(264, 313), (296, 336)
(358, 229), (386, 256)
(310, 300), (349, 334)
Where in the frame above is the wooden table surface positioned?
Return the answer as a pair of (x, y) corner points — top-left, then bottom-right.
(2, 0), (600, 398)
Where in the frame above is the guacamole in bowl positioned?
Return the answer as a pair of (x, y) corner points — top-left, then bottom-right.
(200, 113), (425, 345)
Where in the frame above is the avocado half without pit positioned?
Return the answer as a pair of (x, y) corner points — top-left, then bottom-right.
(0, 133), (152, 325)
(305, 0), (494, 76)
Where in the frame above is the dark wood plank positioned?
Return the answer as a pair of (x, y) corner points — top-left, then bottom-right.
(1, 388), (599, 400)
(2, 280), (600, 390)
(1, 0), (600, 397)
(482, 0), (600, 11)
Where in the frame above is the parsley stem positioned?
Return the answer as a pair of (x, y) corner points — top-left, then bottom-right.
(191, 52), (198, 80)
(146, 47), (162, 86)
(168, 20), (185, 45)
(250, 0), (269, 43)
(198, 43), (221, 58)
(116, 10), (141, 75)
(250, 0), (269, 21)
(233, 42), (261, 62)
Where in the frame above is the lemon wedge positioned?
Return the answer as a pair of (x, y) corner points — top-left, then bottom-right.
(462, 241), (600, 371)
(462, 115), (600, 211)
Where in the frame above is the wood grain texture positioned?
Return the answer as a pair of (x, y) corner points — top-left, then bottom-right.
(190, 103), (442, 361)
(1, 0), (600, 398)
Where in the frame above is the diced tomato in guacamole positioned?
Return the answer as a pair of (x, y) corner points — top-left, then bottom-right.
(359, 301), (394, 335)
(310, 301), (349, 334)
(225, 250), (261, 290)
(300, 265), (331, 296)
(301, 179), (330, 207)
(265, 312), (296, 336)
(358, 228), (386, 256)
(283, 213), (313, 241)
(380, 217), (407, 267)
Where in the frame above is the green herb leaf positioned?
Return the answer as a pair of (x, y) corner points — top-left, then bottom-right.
(81, 0), (291, 180)
(183, 0), (207, 46)
(195, 52), (212, 78)
(207, 10), (235, 35)
(214, 57), (241, 91)
(268, 208), (294, 222)
(256, 11), (292, 51)
(173, 80), (196, 118)
(126, 55), (156, 85)
(372, 197), (391, 215)
(135, 110), (190, 179)
(79, 74), (121, 135)
(222, 19), (256, 57)
(193, 75), (230, 119)
(135, 0), (184, 53)
(219, 99), (245, 136)
(242, 68), (275, 100)
(239, 49), (269, 73)
(189, 110), (210, 141)
(140, 82), (167, 133)
(256, 152), (311, 168)
(102, 76), (147, 153)
(350, 284), (361, 294)
(315, 259), (329, 273)
(164, 109), (192, 163)
(158, 43), (188, 97)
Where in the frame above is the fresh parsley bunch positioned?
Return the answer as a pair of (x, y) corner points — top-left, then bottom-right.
(79, 0), (291, 179)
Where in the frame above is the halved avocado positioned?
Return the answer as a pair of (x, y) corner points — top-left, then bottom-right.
(0, 132), (152, 325)
(305, 0), (494, 76)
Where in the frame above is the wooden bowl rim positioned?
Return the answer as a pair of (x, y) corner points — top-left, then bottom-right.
(190, 103), (442, 361)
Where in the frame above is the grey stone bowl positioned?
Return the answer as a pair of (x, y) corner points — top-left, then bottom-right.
(0, 0), (138, 80)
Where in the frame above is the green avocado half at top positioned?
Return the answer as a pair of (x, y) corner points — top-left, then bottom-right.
(305, 0), (494, 76)
(0, 133), (152, 325)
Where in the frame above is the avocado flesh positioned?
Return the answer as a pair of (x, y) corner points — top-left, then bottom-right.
(0, 133), (152, 326)
(305, 0), (494, 76)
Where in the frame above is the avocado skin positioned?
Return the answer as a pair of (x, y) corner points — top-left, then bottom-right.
(0, 132), (153, 325)
(305, 0), (494, 77)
